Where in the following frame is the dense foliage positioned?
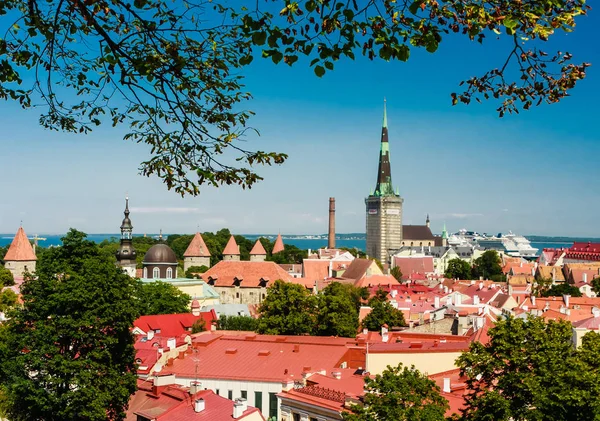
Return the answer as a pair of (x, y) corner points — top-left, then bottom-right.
(472, 250), (505, 282)
(316, 282), (363, 337)
(0, 229), (138, 421)
(390, 266), (403, 282)
(344, 364), (448, 421)
(216, 314), (259, 331)
(362, 288), (406, 331)
(457, 315), (600, 421)
(185, 265), (209, 278)
(0, 266), (14, 287)
(0, 0), (588, 194)
(541, 282), (582, 298)
(445, 258), (472, 280)
(134, 280), (192, 315)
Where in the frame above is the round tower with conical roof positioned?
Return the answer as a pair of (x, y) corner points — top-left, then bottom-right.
(116, 197), (137, 277)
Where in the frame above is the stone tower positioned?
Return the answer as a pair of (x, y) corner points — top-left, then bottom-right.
(3, 226), (37, 278)
(249, 239), (267, 262)
(183, 232), (211, 270)
(116, 197), (137, 277)
(223, 235), (240, 261)
(365, 99), (403, 265)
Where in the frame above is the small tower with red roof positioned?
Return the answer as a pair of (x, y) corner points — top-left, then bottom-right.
(183, 232), (211, 271)
(249, 239), (267, 262)
(3, 226), (37, 278)
(272, 233), (285, 255)
(222, 235), (240, 261)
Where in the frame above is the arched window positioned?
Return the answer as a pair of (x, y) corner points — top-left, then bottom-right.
(143, 268), (148, 278)
(166, 267), (173, 279)
(153, 267), (160, 279)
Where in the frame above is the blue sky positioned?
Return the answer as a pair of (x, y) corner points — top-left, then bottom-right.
(1, 10), (599, 237)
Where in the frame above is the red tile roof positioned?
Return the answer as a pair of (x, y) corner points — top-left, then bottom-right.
(429, 369), (468, 417)
(184, 233), (211, 257)
(3, 227), (36, 261)
(354, 274), (400, 288)
(201, 261), (293, 287)
(223, 236), (240, 255)
(134, 311), (217, 338)
(340, 258), (377, 281)
(167, 333), (364, 383)
(272, 234), (285, 254)
(127, 380), (264, 421)
(565, 242), (600, 261)
(302, 260), (332, 281)
(393, 257), (434, 280)
(249, 240), (267, 256)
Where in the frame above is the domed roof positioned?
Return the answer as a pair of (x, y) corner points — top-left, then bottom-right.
(191, 299), (200, 309)
(143, 244), (178, 264)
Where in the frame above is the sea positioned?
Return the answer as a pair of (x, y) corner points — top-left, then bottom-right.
(0, 233), (575, 255)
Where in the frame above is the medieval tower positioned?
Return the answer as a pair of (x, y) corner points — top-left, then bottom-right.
(116, 197), (137, 277)
(365, 100), (403, 265)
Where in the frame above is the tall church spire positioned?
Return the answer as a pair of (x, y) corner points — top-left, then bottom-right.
(117, 196), (137, 277)
(373, 98), (395, 196)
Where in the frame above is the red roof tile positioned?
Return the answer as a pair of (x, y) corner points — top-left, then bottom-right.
(272, 234), (285, 254)
(222, 235), (240, 256)
(302, 260), (332, 281)
(354, 274), (400, 288)
(134, 311), (216, 338)
(3, 227), (36, 261)
(184, 233), (211, 257)
(202, 261), (293, 287)
(249, 240), (267, 256)
(127, 381), (264, 421)
(393, 257), (434, 280)
(169, 333), (364, 383)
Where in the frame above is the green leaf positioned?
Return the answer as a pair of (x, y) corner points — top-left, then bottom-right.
(324, 61), (334, 70)
(314, 65), (325, 77)
(252, 31), (267, 46)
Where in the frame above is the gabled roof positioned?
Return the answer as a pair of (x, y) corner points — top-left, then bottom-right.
(340, 258), (378, 281)
(393, 256), (435, 280)
(127, 381), (264, 421)
(272, 234), (285, 254)
(223, 235), (240, 255)
(3, 227), (36, 261)
(201, 261), (293, 287)
(354, 274), (400, 288)
(184, 233), (211, 257)
(402, 225), (436, 241)
(249, 240), (267, 256)
(133, 311), (216, 338)
(536, 265), (565, 282)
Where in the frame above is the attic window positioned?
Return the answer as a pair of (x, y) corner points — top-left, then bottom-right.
(225, 348), (238, 354)
(258, 350), (271, 356)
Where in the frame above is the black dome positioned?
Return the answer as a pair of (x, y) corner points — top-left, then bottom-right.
(143, 244), (178, 264)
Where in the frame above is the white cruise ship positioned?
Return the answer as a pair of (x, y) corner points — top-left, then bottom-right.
(478, 231), (538, 258)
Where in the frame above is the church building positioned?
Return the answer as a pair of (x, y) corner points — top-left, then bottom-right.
(3, 226), (37, 278)
(365, 100), (404, 265)
(116, 197), (137, 277)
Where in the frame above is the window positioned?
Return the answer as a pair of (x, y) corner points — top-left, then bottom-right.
(254, 391), (262, 412)
(293, 414), (300, 421)
(236, 292), (240, 299)
(153, 267), (160, 279)
(143, 268), (147, 278)
(216, 389), (220, 396)
(269, 392), (277, 419)
(228, 390), (233, 400)
(241, 390), (247, 399)
(166, 267), (173, 279)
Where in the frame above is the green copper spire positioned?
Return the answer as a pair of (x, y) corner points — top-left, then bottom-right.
(441, 222), (448, 239)
(383, 97), (388, 128)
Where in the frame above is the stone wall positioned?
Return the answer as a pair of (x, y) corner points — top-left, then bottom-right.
(214, 286), (267, 306)
(5, 260), (36, 278)
(184, 256), (211, 271)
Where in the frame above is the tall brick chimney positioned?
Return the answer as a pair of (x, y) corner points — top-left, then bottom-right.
(328, 197), (336, 249)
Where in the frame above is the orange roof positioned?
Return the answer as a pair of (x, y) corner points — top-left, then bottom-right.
(354, 274), (400, 288)
(3, 227), (36, 261)
(272, 234), (285, 254)
(222, 235), (240, 255)
(183, 233), (211, 257)
(201, 261), (293, 287)
(249, 239), (267, 256)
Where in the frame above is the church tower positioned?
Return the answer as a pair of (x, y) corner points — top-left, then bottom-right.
(116, 197), (137, 277)
(365, 100), (403, 266)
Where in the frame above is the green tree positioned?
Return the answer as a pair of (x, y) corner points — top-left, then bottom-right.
(0, 1), (587, 195)
(316, 282), (360, 337)
(362, 288), (406, 331)
(592, 277), (600, 296)
(472, 250), (504, 281)
(457, 315), (600, 421)
(191, 318), (206, 334)
(217, 315), (259, 331)
(390, 266), (403, 282)
(343, 364), (448, 421)
(185, 265), (209, 279)
(541, 283), (582, 298)
(257, 280), (317, 335)
(0, 289), (18, 313)
(0, 266), (14, 287)
(0, 229), (138, 421)
(445, 258), (472, 280)
(134, 280), (191, 315)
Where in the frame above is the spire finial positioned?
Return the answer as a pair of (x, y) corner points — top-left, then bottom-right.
(383, 97), (388, 128)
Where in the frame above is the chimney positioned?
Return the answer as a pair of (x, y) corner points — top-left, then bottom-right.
(443, 377), (451, 393)
(381, 325), (389, 343)
(166, 338), (176, 350)
(194, 398), (205, 413)
(455, 294), (462, 306)
(583, 273), (588, 283)
(362, 327), (368, 335)
(434, 296), (440, 308)
(531, 295), (536, 307)
(592, 307), (600, 318)
(189, 381), (201, 395)
(478, 281), (483, 290)
(233, 398), (247, 418)
(147, 330), (155, 340)
(473, 295), (480, 305)
(328, 197), (336, 249)
(332, 371), (342, 380)
(563, 294), (570, 308)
